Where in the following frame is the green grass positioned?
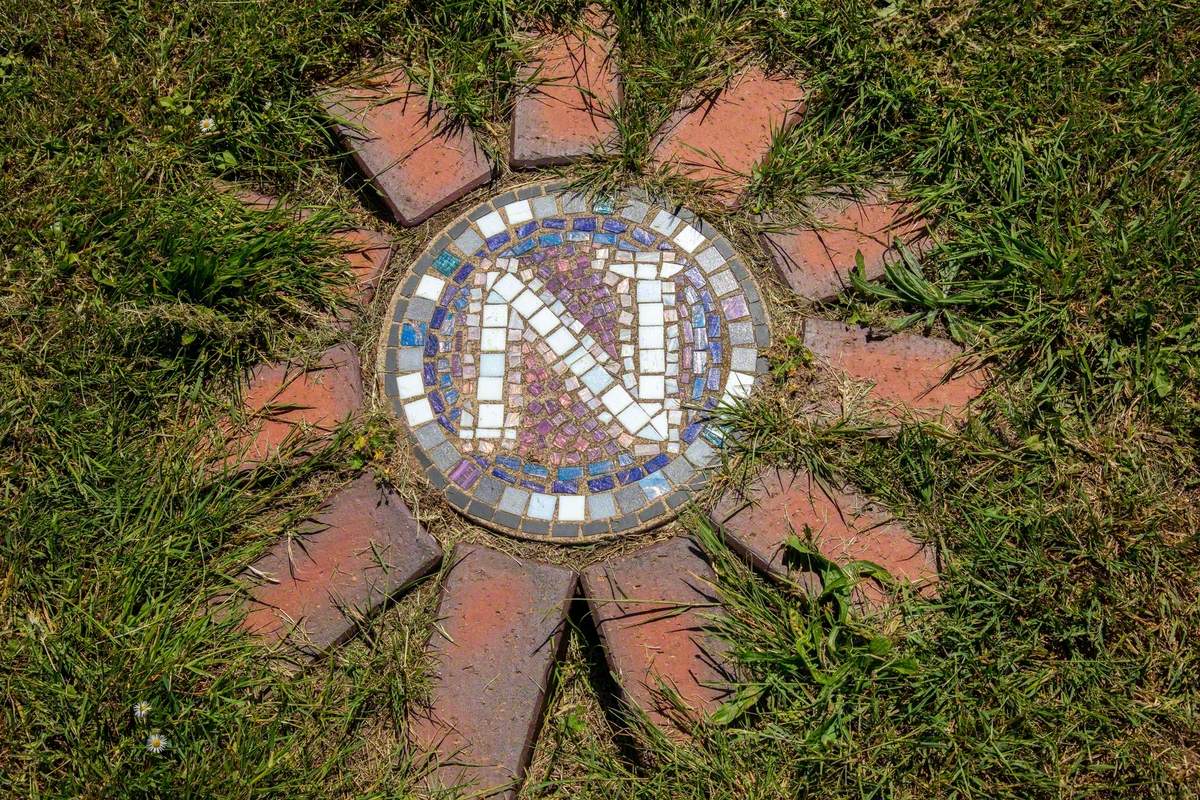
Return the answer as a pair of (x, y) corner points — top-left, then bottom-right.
(2, 0), (1199, 798)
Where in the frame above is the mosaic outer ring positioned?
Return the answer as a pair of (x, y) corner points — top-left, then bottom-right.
(377, 180), (771, 543)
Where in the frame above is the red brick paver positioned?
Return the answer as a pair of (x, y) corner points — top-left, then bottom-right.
(322, 69), (493, 226)
(223, 343), (363, 469)
(710, 468), (938, 605)
(332, 226), (393, 307)
(511, 9), (620, 167)
(239, 473), (442, 655)
(409, 544), (576, 799)
(804, 319), (985, 424)
(651, 67), (805, 205)
(761, 194), (928, 302)
(580, 537), (732, 736)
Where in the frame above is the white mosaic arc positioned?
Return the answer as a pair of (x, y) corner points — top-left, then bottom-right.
(381, 180), (771, 540)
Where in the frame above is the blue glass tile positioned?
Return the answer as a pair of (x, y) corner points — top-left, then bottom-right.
(602, 218), (627, 233)
(639, 472), (671, 500)
(485, 232), (511, 251)
(587, 475), (616, 492)
(700, 289), (715, 310)
(617, 466), (645, 485)
(588, 460), (614, 476)
(566, 231), (590, 242)
(519, 479), (545, 492)
(438, 416), (455, 434)
(496, 455), (522, 470)
(428, 391), (445, 414)
(430, 306), (447, 329)
(702, 426), (726, 447)
(644, 453), (671, 473)
(453, 263), (474, 283)
(691, 377), (705, 400)
(617, 238), (639, 251)
(438, 373), (452, 389)
(617, 453), (634, 466)
(542, 217), (567, 229)
(444, 389), (459, 404)
(557, 466), (583, 480)
(524, 463), (550, 478)
(453, 294), (469, 309)
(681, 422), (702, 443)
(707, 316), (720, 337)
(538, 233), (563, 246)
(510, 238), (536, 256)
(422, 363), (436, 386)
(691, 306), (706, 328)
(448, 407), (461, 420)
(709, 342), (723, 361)
(632, 227), (655, 245)
(593, 198), (615, 214)
(516, 221), (538, 237)
(400, 322), (425, 346)
(707, 367), (721, 390)
(592, 232), (617, 245)
(492, 468), (516, 483)
(423, 334), (439, 358)
(551, 480), (578, 494)
(572, 217), (597, 232)
(433, 250), (461, 276)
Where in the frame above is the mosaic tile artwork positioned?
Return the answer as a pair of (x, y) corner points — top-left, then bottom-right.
(379, 181), (770, 540)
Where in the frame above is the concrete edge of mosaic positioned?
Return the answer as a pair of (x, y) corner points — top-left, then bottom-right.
(376, 179), (772, 542)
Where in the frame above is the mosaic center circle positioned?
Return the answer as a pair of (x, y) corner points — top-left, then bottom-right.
(380, 181), (770, 541)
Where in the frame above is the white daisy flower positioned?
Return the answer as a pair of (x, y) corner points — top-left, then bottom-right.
(198, 117), (216, 134)
(132, 701), (151, 721)
(145, 732), (169, 754)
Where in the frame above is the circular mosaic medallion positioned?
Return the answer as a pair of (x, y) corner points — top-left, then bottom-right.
(379, 181), (770, 541)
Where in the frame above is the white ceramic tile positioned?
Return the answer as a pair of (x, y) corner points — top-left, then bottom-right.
(558, 495), (585, 521)
(493, 273), (523, 301)
(638, 326), (664, 349)
(394, 372), (424, 399)
(635, 263), (658, 280)
(503, 199), (533, 225)
(482, 304), (508, 327)
(638, 302), (665, 323)
(512, 289), (542, 318)
(477, 402), (505, 428)
(546, 327), (577, 356)
(479, 353), (506, 377)
(528, 493), (556, 519)
(636, 280), (662, 303)
(635, 251), (661, 262)
(477, 377), (503, 401)
(414, 274), (445, 301)
(476, 210), (505, 238)
(617, 403), (652, 432)
(650, 210), (681, 236)
(660, 262), (682, 278)
(403, 398), (434, 426)
(573, 355), (601, 380)
(529, 307), (559, 335)
(601, 384), (634, 414)
(476, 428), (501, 439)
(611, 262), (635, 277)
(638, 374), (665, 399)
(640, 349), (665, 372)
(725, 370), (755, 398)
(480, 329), (507, 351)
(674, 224), (705, 253)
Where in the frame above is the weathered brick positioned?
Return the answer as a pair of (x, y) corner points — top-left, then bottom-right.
(761, 194), (928, 302)
(710, 468), (938, 605)
(651, 68), (805, 206)
(409, 544), (576, 799)
(239, 473), (442, 655)
(580, 537), (733, 736)
(332, 226), (393, 306)
(511, 9), (620, 167)
(223, 343), (363, 469)
(804, 318), (985, 423)
(322, 69), (493, 226)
